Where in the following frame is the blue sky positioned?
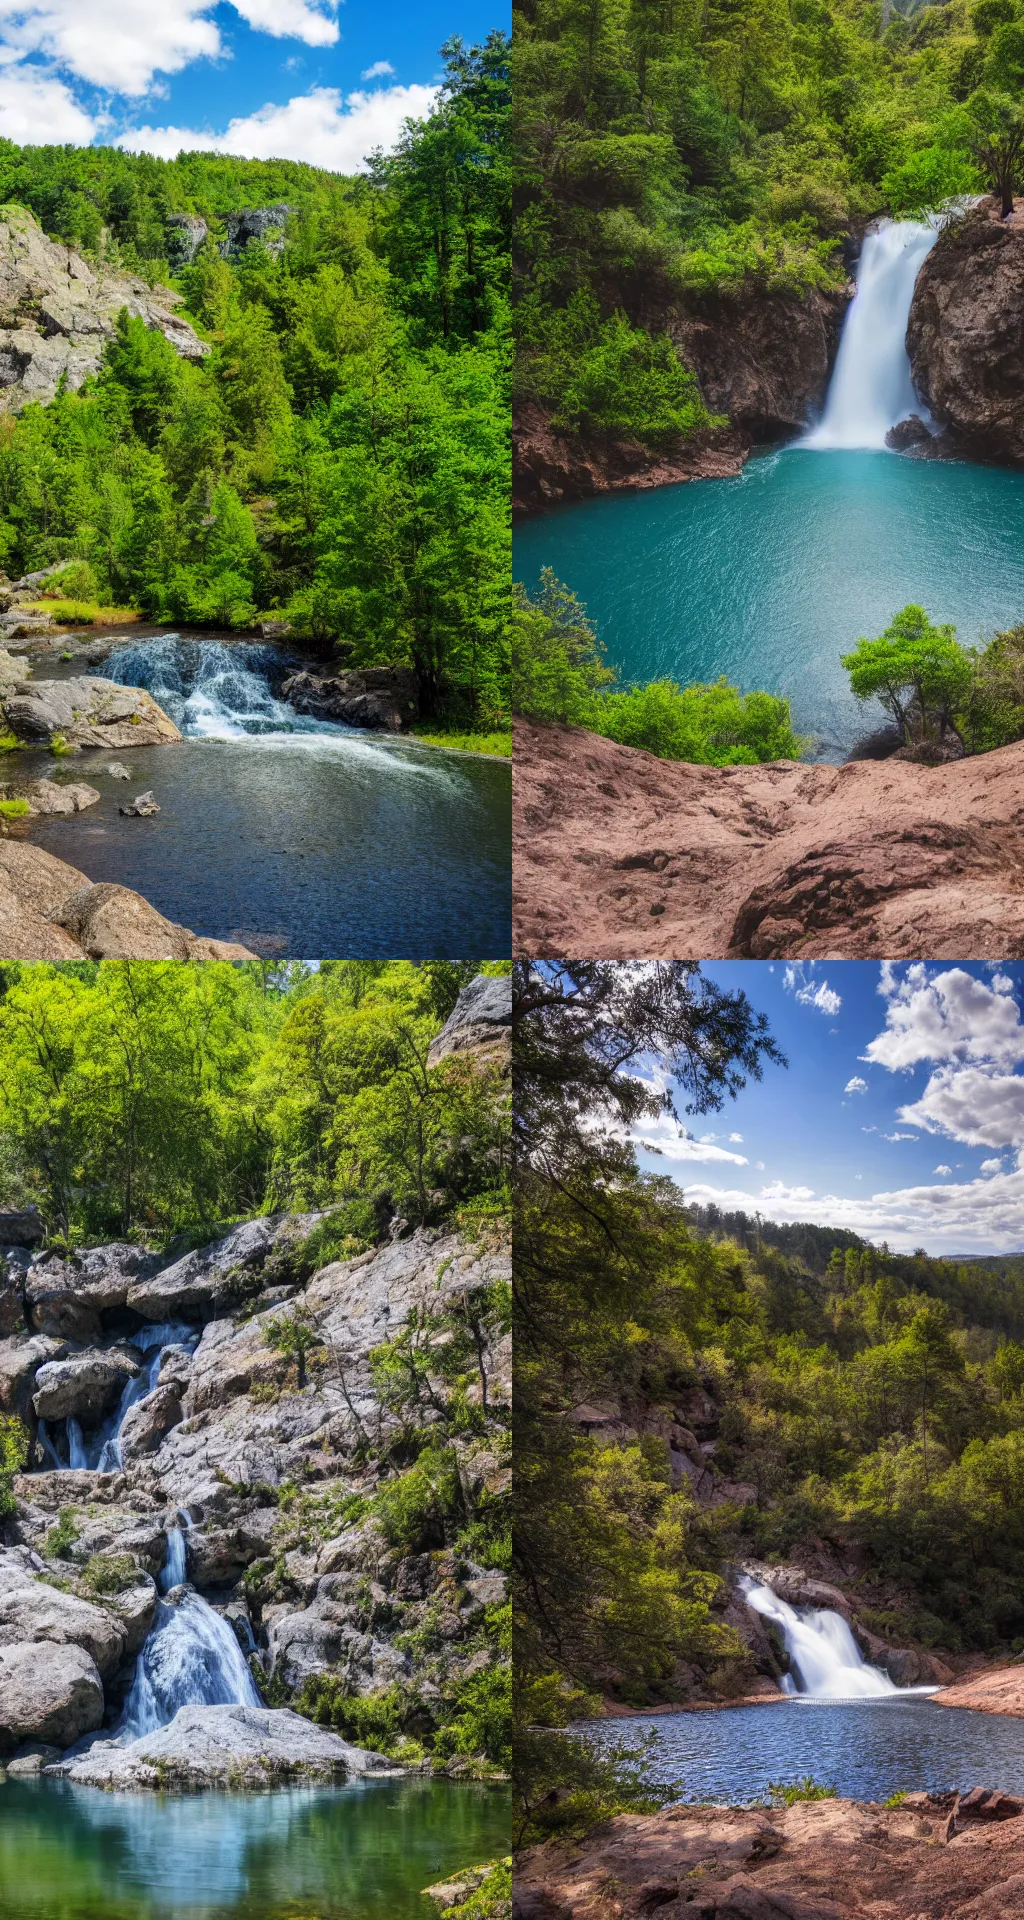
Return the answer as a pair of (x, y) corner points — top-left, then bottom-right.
(0, 1), (505, 168)
(633, 961), (1024, 1258)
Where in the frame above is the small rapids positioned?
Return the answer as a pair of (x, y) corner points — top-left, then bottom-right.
(45, 1323), (199, 1474)
(119, 1524), (263, 1738)
(743, 1579), (935, 1700)
(95, 635), (336, 742)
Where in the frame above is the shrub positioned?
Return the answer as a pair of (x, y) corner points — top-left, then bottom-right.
(767, 1777), (838, 1806)
(373, 1441), (464, 1552)
(45, 1507), (81, 1559)
(520, 292), (722, 447)
(0, 1414), (27, 1516)
(0, 798), (29, 818)
(435, 1663), (512, 1770)
(441, 1858), (512, 1919)
(79, 1552), (137, 1595)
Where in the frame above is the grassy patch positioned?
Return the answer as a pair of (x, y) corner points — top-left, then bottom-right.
(27, 598), (139, 626)
(411, 727), (512, 758)
(0, 733), (20, 753)
(0, 797), (29, 818)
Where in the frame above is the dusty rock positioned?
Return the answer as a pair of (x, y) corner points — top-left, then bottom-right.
(513, 401), (748, 513)
(427, 972), (512, 1069)
(127, 1215), (319, 1323)
(513, 1794), (1024, 1919)
(0, 1581), (125, 1677)
(57, 1702), (392, 1789)
(0, 205), (208, 416)
(0, 1640), (104, 1753)
(32, 1349), (139, 1422)
(908, 200), (1024, 463)
(0, 1335), (66, 1417)
(885, 413), (931, 452)
(280, 665), (420, 732)
(116, 1384), (184, 1462)
(0, 837), (256, 960)
(2, 675), (181, 748)
(513, 719), (1024, 959)
(106, 761), (131, 779)
(12, 779), (100, 815)
(118, 790), (160, 817)
(933, 1667), (1024, 1714)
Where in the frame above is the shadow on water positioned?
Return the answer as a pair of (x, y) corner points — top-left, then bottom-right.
(16, 633), (511, 957)
(581, 1698), (1024, 1805)
(0, 1776), (510, 1920)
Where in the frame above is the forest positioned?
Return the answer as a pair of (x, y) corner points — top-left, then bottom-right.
(0, 34), (510, 733)
(513, 962), (1024, 1841)
(0, 957), (511, 1246)
(513, 0), (1020, 446)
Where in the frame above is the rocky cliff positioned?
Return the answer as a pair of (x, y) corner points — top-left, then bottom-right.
(907, 199), (1024, 463)
(513, 284), (847, 512)
(513, 719), (1024, 959)
(0, 1211), (510, 1781)
(0, 206), (208, 413)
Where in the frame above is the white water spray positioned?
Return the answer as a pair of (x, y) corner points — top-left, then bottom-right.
(803, 220), (939, 450)
(743, 1579), (925, 1699)
(120, 1524), (262, 1737)
(98, 636), (340, 742)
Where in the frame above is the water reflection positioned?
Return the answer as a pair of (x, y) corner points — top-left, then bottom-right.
(0, 1777), (510, 1920)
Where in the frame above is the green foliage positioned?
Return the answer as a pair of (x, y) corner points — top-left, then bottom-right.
(0, 799), (29, 819)
(374, 1441), (467, 1552)
(520, 293), (722, 443)
(841, 605), (972, 752)
(513, 573), (805, 762)
(435, 1664), (512, 1770)
(0, 36), (510, 725)
(78, 1553), (137, 1595)
(0, 1413), (27, 1516)
(45, 1507), (81, 1559)
(263, 1309), (325, 1390)
(440, 1860), (512, 1920)
(768, 1777), (838, 1806)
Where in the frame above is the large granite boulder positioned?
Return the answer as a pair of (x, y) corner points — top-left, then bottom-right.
(127, 1214), (320, 1322)
(0, 1640), (103, 1752)
(280, 666), (419, 733)
(116, 1383), (184, 1462)
(2, 676), (182, 749)
(32, 1348), (139, 1422)
(0, 1581), (125, 1677)
(25, 1257), (102, 1343)
(0, 1334), (66, 1416)
(57, 1703), (395, 1789)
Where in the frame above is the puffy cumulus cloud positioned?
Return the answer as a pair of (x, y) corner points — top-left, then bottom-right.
(783, 964), (842, 1016)
(845, 1076), (868, 1094)
(934, 1165), (952, 1175)
(898, 1065), (1024, 1149)
(729, 1132), (744, 1143)
(865, 964), (1024, 1073)
(981, 1158), (1004, 1174)
(0, 59), (96, 141)
(633, 1112), (748, 1167)
(0, 1), (337, 97)
(119, 82), (437, 169)
(678, 1165), (1024, 1253)
(362, 60), (395, 80)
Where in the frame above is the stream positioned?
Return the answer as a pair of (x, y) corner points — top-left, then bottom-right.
(513, 217), (1024, 760)
(15, 634), (511, 956)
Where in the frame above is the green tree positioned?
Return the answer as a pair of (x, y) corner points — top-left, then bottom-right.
(841, 605), (973, 752)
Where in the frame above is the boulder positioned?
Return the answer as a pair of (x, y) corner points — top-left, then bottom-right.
(222, 206), (294, 259)
(165, 214), (209, 267)
(0, 838), (256, 963)
(58, 1702), (395, 1790)
(13, 1470), (125, 1507)
(427, 973), (512, 1069)
(14, 780), (100, 815)
(884, 413), (931, 452)
(25, 1258), (101, 1343)
(71, 1242), (165, 1314)
(185, 1510), (278, 1586)
(280, 665), (420, 733)
(0, 1334), (65, 1416)
(32, 1349), (140, 1422)
(116, 1383), (183, 1461)
(2, 676), (182, 748)
(118, 790), (160, 817)
(0, 1580), (125, 1676)
(127, 1215), (318, 1322)
(932, 1666), (1024, 1714)
(0, 1208), (44, 1248)
(0, 1640), (104, 1752)
(907, 201), (1024, 464)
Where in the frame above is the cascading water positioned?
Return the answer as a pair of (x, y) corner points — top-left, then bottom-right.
(742, 1579), (934, 1700)
(94, 636), (340, 742)
(120, 1524), (262, 1738)
(803, 219), (939, 451)
(57, 1323), (199, 1474)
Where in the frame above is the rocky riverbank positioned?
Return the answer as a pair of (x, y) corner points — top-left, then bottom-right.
(513, 720), (1024, 960)
(0, 837), (254, 959)
(512, 1789), (1024, 1919)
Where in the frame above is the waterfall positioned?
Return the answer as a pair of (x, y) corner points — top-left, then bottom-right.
(803, 219), (939, 451)
(93, 636), (339, 742)
(67, 1419), (88, 1471)
(120, 1525), (262, 1738)
(59, 1324), (198, 1474)
(743, 1580), (903, 1699)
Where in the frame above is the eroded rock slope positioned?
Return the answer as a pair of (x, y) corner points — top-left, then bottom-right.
(513, 721), (1024, 959)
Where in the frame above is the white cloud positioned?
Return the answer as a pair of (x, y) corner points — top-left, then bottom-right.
(882, 1131), (917, 1142)
(679, 1164), (1024, 1254)
(119, 82), (437, 169)
(784, 964), (842, 1016)
(898, 1065), (1024, 1149)
(934, 1165), (952, 1175)
(981, 1158), (1004, 1174)
(0, 60), (96, 141)
(846, 1076), (868, 1095)
(865, 964), (1024, 1073)
(634, 1112), (748, 1167)
(361, 60), (395, 80)
(729, 1132), (744, 1143)
(0, 1), (338, 95)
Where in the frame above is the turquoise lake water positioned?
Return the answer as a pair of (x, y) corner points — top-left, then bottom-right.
(513, 447), (1024, 757)
(0, 1777), (510, 1920)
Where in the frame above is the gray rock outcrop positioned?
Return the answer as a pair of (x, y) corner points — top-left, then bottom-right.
(0, 205), (210, 414)
(427, 973), (512, 1068)
(2, 675), (182, 748)
(0, 1640), (103, 1751)
(0, 838), (256, 962)
(57, 1702), (390, 1789)
(32, 1350), (140, 1422)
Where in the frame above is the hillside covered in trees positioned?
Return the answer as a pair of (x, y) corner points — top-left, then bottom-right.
(0, 33), (510, 730)
(514, 963), (1024, 1840)
(513, 0), (1018, 448)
